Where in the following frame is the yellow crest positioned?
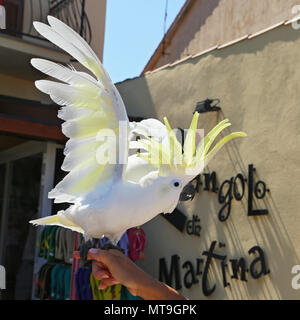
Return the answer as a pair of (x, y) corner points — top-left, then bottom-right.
(137, 112), (247, 176)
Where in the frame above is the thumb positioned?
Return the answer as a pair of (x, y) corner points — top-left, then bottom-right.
(87, 248), (109, 262)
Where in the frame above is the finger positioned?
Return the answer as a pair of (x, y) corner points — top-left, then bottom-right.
(92, 263), (111, 281)
(87, 248), (109, 262)
(87, 248), (100, 260)
(92, 260), (109, 271)
(92, 260), (107, 270)
(98, 281), (107, 290)
(99, 278), (119, 288)
(127, 287), (138, 296)
(107, 248), (125, 257)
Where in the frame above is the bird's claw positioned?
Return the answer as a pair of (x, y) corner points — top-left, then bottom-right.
(78, 239), (124, 263)
(102, 242), (125, 254)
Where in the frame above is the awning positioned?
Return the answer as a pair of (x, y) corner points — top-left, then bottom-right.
(0, 94), (66, 142)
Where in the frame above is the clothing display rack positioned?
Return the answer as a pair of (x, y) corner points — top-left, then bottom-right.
(33, 226), (146, 300)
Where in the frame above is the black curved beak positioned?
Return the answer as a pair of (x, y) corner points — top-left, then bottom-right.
(179, 182), (196, 201)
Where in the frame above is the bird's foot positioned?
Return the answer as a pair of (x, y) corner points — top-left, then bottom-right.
(78, 239), (93, 262)
(78, 238), (124, 263)
(102, 242), (125, 254)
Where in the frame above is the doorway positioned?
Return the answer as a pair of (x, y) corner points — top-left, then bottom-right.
(0, 139), (63, 299)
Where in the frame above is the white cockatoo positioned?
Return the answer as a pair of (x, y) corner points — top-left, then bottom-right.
(29, 17), (246, 244)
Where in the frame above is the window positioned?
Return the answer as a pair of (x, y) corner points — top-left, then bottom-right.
(0, 0), (24, 37)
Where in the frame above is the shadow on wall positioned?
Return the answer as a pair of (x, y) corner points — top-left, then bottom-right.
(192, 111), (300, 300)
(117, 76), (158, 120)
(118, 73), (300, 299)
(246, 176), (300, 299)
(117, 25), (300, 299)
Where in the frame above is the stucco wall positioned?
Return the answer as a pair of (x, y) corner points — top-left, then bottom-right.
(117, 24), (300, 299)
(150, 0), (300, 71)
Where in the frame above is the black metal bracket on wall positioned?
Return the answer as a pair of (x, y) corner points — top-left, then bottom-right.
(160, 208), (187, 233)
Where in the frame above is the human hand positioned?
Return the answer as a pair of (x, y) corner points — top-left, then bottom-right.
(74, 248), (187, 300)
(74, 248), (150, 296)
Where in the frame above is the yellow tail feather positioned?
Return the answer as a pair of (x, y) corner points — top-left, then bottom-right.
(29, 214), (84, 233)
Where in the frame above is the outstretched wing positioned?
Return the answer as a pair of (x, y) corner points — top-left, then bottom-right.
(32, 16), (129, 204)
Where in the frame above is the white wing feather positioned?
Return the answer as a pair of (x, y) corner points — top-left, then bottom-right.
(32, 16), (129, 205)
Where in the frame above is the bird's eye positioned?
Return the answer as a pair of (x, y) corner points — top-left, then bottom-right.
(171, 179), (182, 189)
